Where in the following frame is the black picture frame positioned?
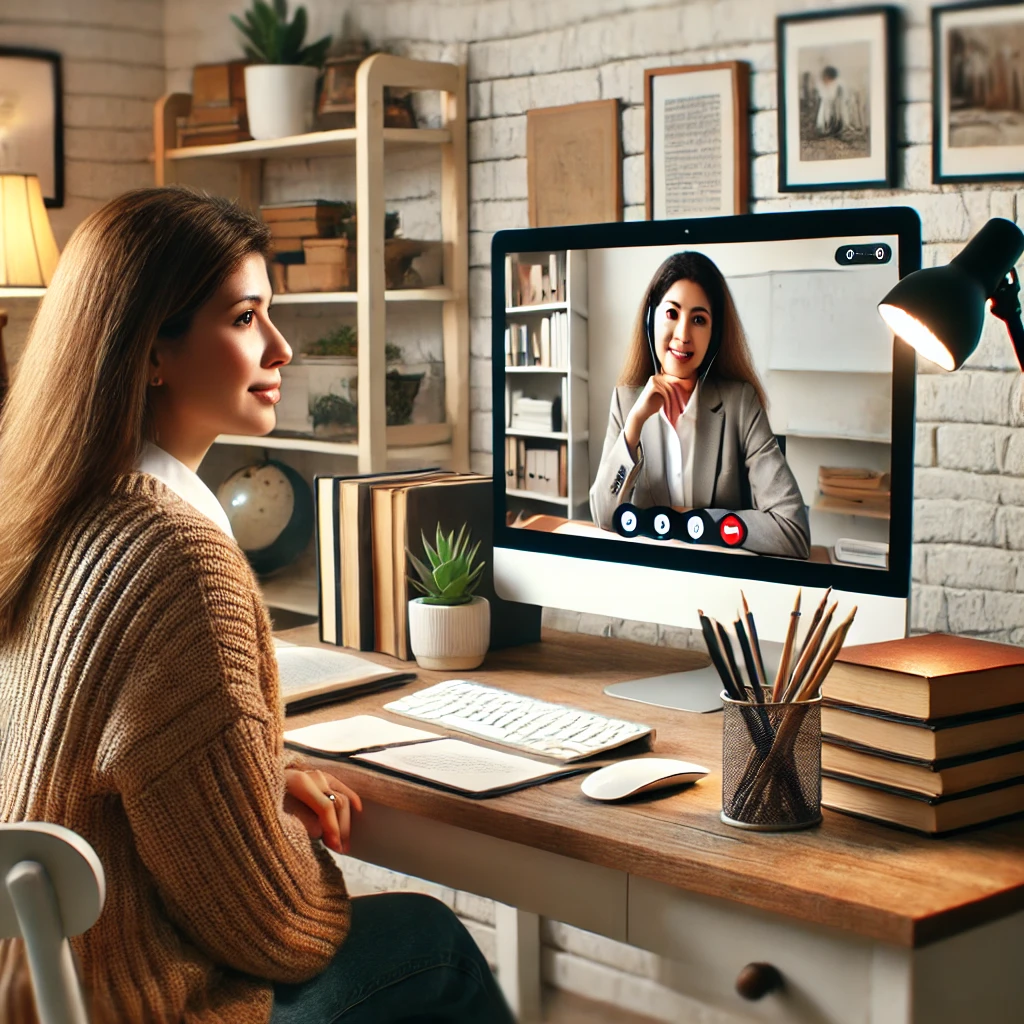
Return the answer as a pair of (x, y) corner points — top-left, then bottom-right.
(0, 46), (64, 208)
(932, 0), (1024, 184)
(776, 6), (898, 192)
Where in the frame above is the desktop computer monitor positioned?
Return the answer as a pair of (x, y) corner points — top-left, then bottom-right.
(490, 207), (920, 711)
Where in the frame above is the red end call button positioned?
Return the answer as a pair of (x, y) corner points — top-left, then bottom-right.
(719, 513), (747, 547)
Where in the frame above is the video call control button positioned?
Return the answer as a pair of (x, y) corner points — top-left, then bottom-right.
(685, 512), (705, 541)
(652, 511), (673, 538)
(612, 503), (641, 537)
(835, 243), (892, 266)
(718, 514), (747, 547)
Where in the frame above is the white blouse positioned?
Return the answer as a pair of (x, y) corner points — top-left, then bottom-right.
(658, 381), (699, 509)
(135, 442), (234, 538)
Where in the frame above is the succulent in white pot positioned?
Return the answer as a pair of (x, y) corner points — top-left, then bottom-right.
(407, 523), (490, 671)
(231, 0), (332, 140)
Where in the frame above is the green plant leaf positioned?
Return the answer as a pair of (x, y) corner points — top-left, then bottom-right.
(406, 549), (437, 593)
(230, 14), (268, 60)
(421, 530), (441, 571)
(432, 558), (461, 593)
(272, 0), (288, 20)
(300, 35), (332, 69)
(282, 4), (306, 62)
(251, 0), (281, 61)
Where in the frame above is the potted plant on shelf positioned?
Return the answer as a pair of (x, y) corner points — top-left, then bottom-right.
(231, 0), (331, 140)
(407, 524), (490, 670)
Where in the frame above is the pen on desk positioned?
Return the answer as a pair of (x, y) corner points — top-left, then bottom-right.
(782, 600), (837, 702)
(771, 589), (801, 702)
(740, 591), (768, 694)
(698, 610), (744, 701)
(734, 614), (765, 703)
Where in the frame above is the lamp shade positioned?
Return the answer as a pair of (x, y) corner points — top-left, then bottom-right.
(878, 217), (1024, 371)
(0, 174), (60, 288)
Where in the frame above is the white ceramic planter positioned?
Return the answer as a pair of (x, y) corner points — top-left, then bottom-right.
(408, 596), (490, 671)
(244, 65), (319, 140)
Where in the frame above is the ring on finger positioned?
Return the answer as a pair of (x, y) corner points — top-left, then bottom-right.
(327, 793), (337, 803)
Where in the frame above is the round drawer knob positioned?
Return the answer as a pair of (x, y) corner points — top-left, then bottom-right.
(736, 962), (783, 1001)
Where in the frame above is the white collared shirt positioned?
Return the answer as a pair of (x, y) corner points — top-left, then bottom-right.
(135, 442), (234, 538)
(659, 381), (699, 509)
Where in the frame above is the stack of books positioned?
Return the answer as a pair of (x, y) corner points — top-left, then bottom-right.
(504, 313), (570, 367)
(504, 438), (567, 498)
(509, 392), (560, 434)
(178, 61), (251, 147)
(817, 466), (890, 517)
(505, 253), (565, 307)
(821, 633), (1024, 834)
(260, 200), (352, 292)
(314, 470), (540, 659)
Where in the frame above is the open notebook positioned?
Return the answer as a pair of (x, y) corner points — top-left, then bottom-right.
(283, 714), (590, 797)
(273, 642), (416, 714)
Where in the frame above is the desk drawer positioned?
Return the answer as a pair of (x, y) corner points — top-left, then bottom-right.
(628, 877), (897, 1024)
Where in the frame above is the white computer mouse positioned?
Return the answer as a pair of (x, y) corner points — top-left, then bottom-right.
(580, 758), (709, 801)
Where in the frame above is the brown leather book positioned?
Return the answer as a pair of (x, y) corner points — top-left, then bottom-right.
(823, 633), (1024, 719)
(822, 774), (1024, 834)
(822, 739), (1024, 798)
(822, 701), (1024, 761)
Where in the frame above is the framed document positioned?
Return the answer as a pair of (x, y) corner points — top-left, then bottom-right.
(932, 0), (1024, 184)
(776, 7), (897, 192)
(526, 99), (621, 227)
(0, 47), (63, 207)
(645, 62), (750, 220)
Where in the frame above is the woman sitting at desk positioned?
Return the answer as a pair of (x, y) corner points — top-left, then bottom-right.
(0, 187), (512, 1024)
(589, 251), (810, 559)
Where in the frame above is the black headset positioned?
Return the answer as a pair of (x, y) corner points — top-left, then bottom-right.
(645, 281), (723, 384)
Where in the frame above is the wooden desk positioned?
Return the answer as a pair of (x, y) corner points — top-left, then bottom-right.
(281, 626), (1024, 1023)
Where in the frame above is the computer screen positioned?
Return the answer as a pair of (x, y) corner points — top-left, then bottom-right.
(490, 208), (919, 643)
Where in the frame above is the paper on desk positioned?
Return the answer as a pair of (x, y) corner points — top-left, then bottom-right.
(284, 714), (441, 754)
(353, 737), (567, 794)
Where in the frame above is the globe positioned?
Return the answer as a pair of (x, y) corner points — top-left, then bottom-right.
(216, 460), (314, 576)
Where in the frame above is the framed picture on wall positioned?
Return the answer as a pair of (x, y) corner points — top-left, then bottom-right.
(776, 7), (897, 192)
(645, 62), (750, 219)
(526, 99), (621, 227)
(932, 0), (1024, 184)
(0, 47), (63, 208)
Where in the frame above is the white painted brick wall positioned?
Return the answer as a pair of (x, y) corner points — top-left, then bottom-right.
(0, 0), (164, 366)
(8, 0), (1024, 1017)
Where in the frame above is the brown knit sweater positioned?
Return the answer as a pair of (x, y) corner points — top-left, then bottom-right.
(0, 473), (351, 1023)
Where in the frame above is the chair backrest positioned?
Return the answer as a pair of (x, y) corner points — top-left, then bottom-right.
(0, 822), (106, 1024)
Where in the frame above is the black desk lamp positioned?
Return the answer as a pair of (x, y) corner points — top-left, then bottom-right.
(878, 218), (1024, 371)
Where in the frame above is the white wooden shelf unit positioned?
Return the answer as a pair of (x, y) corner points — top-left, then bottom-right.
(503, 249), (590, 518)
(153, 53), (468, 476)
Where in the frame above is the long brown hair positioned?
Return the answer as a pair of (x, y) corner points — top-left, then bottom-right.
(617, 251), (768, 409)
(0, 186), (271, 641)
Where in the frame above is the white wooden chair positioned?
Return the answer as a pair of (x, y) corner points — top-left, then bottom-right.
(0, 822), (105, 1024)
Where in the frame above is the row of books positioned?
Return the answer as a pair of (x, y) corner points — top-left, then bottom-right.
(505, 312), (571, 367)
(508, 389), (565, 434)
(504, 438), (568, 498)
(821, 632), (1024, 834)
(315, 470), (541, 659)
(505, 252), (566, 307)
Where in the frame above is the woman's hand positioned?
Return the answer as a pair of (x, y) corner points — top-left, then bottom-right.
(283, 768), (363, 855)
(624, 374), (693, 454)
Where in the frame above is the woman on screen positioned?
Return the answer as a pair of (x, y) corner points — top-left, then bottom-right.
(589, 251), (810, 559)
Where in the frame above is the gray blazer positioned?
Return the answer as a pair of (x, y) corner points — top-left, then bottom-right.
(589, 378), (811, 559)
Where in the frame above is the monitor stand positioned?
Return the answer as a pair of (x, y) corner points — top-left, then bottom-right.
(604, 640), (785, 713)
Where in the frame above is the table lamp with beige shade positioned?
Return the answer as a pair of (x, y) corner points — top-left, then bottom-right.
(0, 173), (61, 406)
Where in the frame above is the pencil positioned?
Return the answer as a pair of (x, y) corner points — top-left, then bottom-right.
(698, 610), (744, 701)
(794, 587), (831, 670)
(782, 600), (837, 702)
(771, 589), (801, 702)
(714, 618), (748, 702)
(740, 591), (768, 694)
(734, 614), (765, 703)
(796, 606), (857, 702)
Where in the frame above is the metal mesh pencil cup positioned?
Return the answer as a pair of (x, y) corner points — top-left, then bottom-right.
(720, 693), (822, 831)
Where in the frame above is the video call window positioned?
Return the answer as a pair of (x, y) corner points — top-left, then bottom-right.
(500, 236), (899, 572)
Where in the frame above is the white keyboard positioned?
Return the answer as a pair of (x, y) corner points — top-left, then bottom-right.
(383, 680), (655, 762)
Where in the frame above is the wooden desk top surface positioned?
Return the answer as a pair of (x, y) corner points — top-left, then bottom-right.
(280, 625), (1024, 949)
